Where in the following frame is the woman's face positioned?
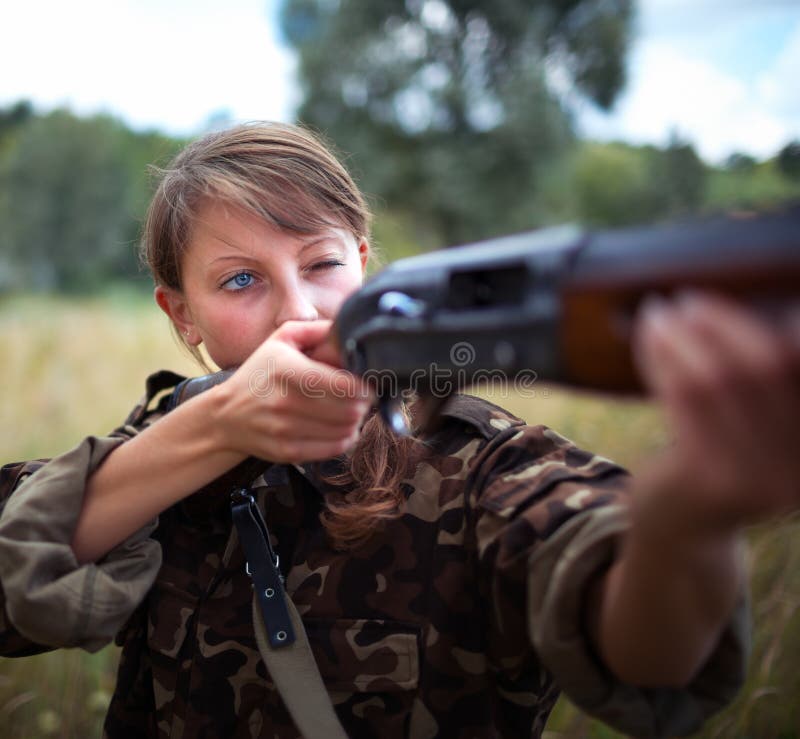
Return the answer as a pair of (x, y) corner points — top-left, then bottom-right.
(156, 200), (368, 369)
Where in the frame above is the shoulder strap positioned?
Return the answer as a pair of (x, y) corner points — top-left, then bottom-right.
(230, 488), (348, 739)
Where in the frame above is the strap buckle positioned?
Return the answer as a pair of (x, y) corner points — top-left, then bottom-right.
(230, 487), (295, 648)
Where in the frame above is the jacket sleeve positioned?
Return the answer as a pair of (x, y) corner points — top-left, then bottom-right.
(472, 423), (749, 738)
(0, 370), (185, 654)
(0, 460), (53, 656)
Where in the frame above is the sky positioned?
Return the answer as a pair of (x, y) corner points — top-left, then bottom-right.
(1, 0), (798, 165)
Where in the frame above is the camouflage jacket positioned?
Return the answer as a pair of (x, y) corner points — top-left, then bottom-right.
(0, 371), (747, 738)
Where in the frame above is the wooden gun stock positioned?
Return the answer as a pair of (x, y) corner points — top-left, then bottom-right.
(560, 208), (799, 392)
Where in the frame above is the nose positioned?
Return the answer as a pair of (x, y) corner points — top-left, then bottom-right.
(274, 281), (319, 327)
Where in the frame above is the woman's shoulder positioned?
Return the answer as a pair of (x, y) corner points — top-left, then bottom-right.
(436, 393), (527, 439)
(432, 393), (579, 458)
(413, 393), (590, 487)
(430, 392), (628, 502)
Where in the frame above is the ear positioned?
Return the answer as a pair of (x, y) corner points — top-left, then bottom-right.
(358, 238), (370, 276)
(154, 285), (200, 345)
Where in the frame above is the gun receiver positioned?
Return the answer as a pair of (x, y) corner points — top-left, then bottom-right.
(334, 205), (800, 431)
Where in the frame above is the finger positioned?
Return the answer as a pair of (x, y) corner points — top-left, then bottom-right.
(247, 344), (370, 407)
(636, 294), (800, 510)
(674, 291), (789, 381)
(285, 355), (372, 403)
(273, 392), (372, 426)
(259, 416), (364, 444)
(676, 291), (800, 425)
(635, 292), (792, 406)
(272, 319), (335, 353)
(633, 295), (714, 399)
(248, 373), (371, 422)
(634, 296), (756, 452)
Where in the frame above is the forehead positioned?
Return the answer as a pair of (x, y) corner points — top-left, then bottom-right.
(187, 200), (356, 258)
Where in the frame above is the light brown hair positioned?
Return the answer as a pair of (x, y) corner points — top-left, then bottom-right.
(140, 121), (413, 549)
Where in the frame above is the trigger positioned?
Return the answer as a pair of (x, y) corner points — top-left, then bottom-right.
(379, 395), (411, 436)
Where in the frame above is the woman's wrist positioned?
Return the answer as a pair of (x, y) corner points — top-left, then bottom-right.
(201, 379), (243, 458)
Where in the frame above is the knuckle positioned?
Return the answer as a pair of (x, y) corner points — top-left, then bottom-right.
(268, 393), (295, 415)
(275, 441), (300, 462)
(269, 418), (291, 438)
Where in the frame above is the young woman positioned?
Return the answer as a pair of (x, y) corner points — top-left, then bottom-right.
(0, 122), (797, 738)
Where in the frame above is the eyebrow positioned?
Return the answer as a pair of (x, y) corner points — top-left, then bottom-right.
(298, 233), (346, 251)
(208, 253), (261, 264)
(205, 231), (347, 267)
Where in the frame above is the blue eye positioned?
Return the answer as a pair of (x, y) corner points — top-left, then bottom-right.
(222, 272), (254, 291)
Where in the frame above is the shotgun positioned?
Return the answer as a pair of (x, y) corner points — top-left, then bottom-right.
(173, 205), (800, 434)
(334, 204), (800, 432)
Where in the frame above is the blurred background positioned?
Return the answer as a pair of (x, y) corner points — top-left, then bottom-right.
(1, 0), (799, 736)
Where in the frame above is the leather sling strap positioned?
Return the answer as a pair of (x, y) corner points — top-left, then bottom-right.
(230, 488), (349, 739)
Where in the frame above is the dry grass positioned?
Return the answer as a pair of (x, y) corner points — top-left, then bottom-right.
(0, 293), (798, 737)
(0, 292), (198, 462)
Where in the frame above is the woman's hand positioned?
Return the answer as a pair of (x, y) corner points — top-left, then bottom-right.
(633, 291), (800, 531)
(212, 319), (372, 464)
(591, 292), (800, 687)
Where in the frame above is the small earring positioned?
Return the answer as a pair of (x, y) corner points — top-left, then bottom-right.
(183, 329), (190, 336)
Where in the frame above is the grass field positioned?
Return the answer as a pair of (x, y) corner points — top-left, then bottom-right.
(0, 293), (798, 737)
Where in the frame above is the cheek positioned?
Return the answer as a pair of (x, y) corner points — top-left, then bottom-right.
(324, 265), (364, 311)
(314, 273), (361, 319)
(200, 298), (272, 362)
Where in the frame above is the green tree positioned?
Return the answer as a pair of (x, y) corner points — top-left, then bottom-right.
(0, 110), (172, 291)
(723, 152), (757, 173)
(573, 134), (710, 228)
(0, 111), (124, 289)
(0, 100), (33, 141)
(660, 131), (706, 214)
(281, 0), (633, 245)
(573, 142), (667, 226)
(776, 139), (800, 180)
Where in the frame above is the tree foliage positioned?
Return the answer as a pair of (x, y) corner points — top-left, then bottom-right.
(777, 139), (800, 181)
(280, 0), (634, 244)
(0, 108), (181, 291)
(0, 100), (33, 142)
(0, 99), (797, 294)
(572, 135), (707, 228)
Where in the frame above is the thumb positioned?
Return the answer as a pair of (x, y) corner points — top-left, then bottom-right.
(272, 319), (334, 353)
(274, 319), (346, 369)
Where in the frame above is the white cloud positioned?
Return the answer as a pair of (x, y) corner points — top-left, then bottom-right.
(2, 0), (797, 162)
(0, 0), (297, 134)
(577, 26), (799, 163)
